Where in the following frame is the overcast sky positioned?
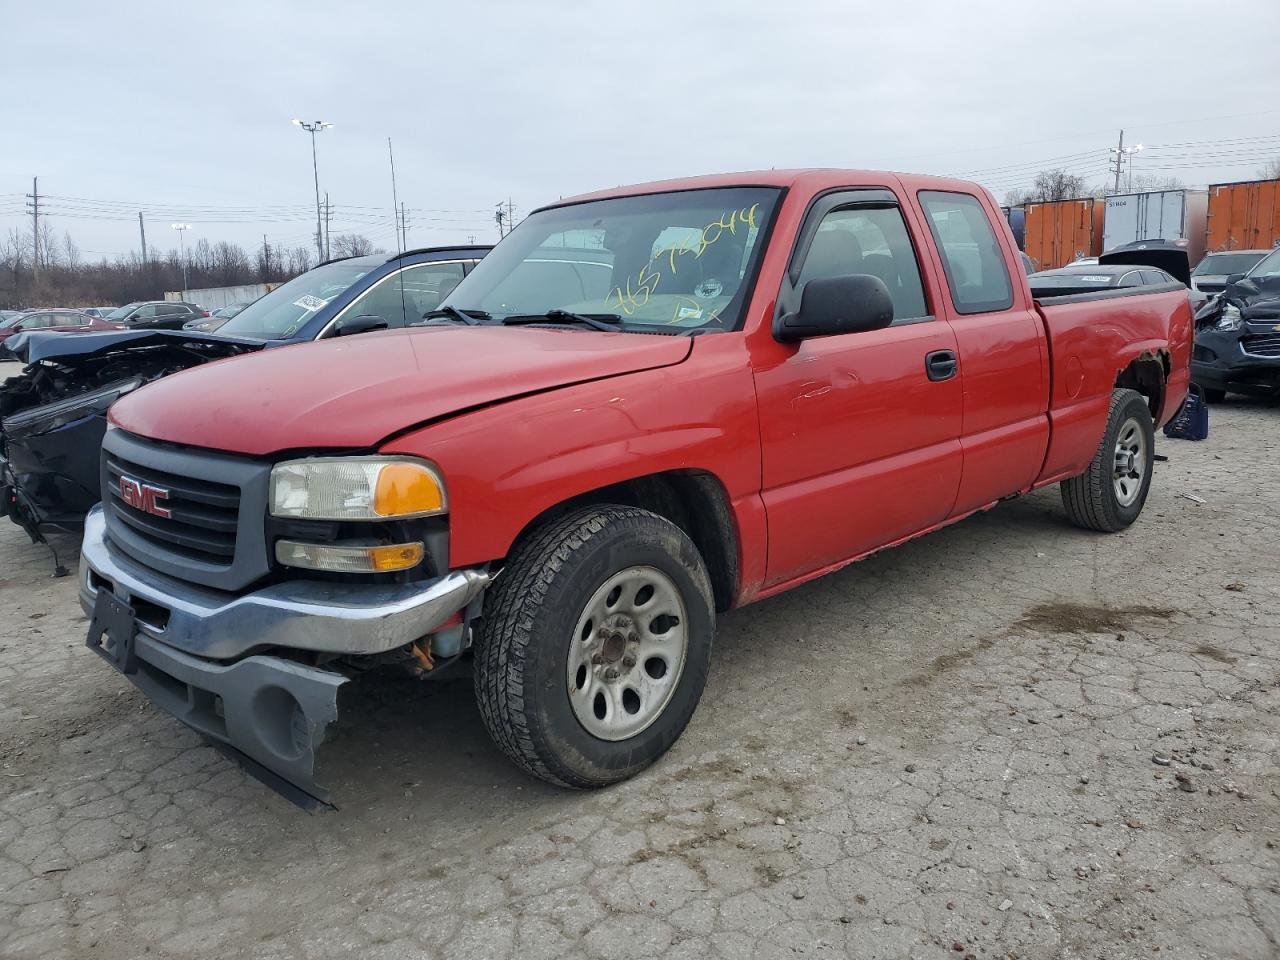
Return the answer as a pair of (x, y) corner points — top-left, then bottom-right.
(3, 0), (1278, 261)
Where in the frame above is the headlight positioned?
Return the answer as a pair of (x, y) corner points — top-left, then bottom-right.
(269, 457), (446, 520)
(1214, 303), (1243, 332)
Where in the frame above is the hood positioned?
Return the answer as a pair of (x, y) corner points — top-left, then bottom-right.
(1098, 244), (1191, 286)
(109, 326), (694, 456)
(0, 328), (263, 364)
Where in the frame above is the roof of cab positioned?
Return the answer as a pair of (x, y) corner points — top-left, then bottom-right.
(541, 169), (993, 212)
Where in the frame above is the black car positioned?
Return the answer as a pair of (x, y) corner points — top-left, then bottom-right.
(106, 300), (209, 329)
(1191, 246), (1280, 402)
(1027, 263), (1168, 297)
(0, 245), (490, 547)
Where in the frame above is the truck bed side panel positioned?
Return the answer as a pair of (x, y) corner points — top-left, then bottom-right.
(1034, 288), (1192, 484)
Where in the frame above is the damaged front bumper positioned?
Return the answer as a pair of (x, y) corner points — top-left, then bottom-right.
(78, 505), (491, 808)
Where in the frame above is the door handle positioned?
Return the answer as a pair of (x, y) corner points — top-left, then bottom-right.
(925, 350), (958, 382)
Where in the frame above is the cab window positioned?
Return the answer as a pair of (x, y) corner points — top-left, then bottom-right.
(919, 191), (1014, 315)
(795, 205), (929, 323)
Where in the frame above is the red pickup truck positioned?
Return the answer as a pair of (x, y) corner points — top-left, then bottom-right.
(80, 170), (1191, 806)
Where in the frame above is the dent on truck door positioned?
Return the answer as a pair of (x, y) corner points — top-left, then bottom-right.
(918, 190), (1050, 515)
(753, 193), (963, 587)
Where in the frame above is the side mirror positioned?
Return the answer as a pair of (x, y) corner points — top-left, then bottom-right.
(335, 314), (389, 337)
(1224, 273), (1246, 285)
(775, 274), (894, 343)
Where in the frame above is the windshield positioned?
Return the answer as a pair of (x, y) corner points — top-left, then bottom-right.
(215, 261), (376, 340)
(1246, 248), (1280, 280)
(106, 302), (142, 321)
(1193, 252), (1267, 277)
(441, 187), (780, 332)
(0, 315), (24, 329)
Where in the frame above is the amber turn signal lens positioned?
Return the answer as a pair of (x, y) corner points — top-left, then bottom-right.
(374, 463), (445, 517)
(367, 542), (425, 571)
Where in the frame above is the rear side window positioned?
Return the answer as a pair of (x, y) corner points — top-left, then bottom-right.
(919, 191), (1013, 315)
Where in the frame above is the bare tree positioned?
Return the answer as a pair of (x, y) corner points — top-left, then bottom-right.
(63, 232), (82, 270)
(1258, 158), (1280, 180)
(285, 246), (313, 275)
(329, 233), (377, 258)
(1029, 169), (1089, 202)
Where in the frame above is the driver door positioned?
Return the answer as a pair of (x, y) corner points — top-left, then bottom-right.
(752, 189), (963, 587)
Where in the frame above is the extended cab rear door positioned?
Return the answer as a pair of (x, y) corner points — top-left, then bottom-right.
(753, 187), (963, 587)
(915, 189), (1051, 516)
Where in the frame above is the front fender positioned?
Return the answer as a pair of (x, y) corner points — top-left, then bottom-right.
(379, 335), (766, 595)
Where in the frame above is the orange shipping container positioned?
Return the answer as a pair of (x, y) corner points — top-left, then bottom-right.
(1206, 179), (1280, 252)
(1023, 198), (1105, 271)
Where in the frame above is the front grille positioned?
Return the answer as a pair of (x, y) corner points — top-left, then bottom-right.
(100, 430), (272, 592)
(1242, 334), (1280, 358)
(106, 453), (240, 563)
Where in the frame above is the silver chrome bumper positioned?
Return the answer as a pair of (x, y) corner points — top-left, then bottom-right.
(78, 504), (490, 660)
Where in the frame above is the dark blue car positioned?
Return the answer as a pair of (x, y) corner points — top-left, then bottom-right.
(0, 246), (490, 542)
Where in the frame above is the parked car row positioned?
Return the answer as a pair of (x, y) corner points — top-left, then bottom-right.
(0, 309), (123, 344)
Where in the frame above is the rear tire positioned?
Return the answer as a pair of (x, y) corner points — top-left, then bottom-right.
(1061, 388), (1155, 532)
(473, 505), (715, 788)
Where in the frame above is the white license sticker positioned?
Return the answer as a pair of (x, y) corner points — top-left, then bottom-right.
(293, 294), (329, 311)
(1080, 275), (1112, 282)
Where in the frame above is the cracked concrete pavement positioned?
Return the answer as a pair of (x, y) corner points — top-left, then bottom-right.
(0, 398), (1277, 960)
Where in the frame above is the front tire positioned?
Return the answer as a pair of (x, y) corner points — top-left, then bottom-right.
(1061, 388), (1155, 532)
(474, 505), (715, 788)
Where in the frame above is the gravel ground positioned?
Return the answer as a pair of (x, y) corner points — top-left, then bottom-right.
(0, 399), (1277, 960)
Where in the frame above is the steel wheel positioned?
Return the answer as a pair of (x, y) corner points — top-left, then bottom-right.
(1112, 416), (1147, 507)
(567, 565), (689, 742)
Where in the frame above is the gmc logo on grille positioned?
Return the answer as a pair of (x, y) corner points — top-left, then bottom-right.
(118, 476), (172, 519)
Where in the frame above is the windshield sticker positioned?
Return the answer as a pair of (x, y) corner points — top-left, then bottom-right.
(675, 304), (704, 322)
(607, 203), (760, 317)
(694, 278), (723, 300)
(292, 294), (329, 312)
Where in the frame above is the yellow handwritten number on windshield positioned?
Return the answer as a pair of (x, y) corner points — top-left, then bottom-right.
(607, 203), (759, 316)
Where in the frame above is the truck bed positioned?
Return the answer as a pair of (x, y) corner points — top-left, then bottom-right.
(1033, 285), (1193, 485)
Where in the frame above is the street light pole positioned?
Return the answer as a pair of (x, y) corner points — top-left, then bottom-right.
(291, 119), (333, 264)
(170, 223), (191, 295)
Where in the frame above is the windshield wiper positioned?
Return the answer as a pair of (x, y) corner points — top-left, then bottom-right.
(417, 306), (491, 326)
(502, 310), (624, 332)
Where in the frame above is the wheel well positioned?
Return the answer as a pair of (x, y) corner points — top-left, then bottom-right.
(1115, 352), (1168, 419)
(510, 471), (740, 612)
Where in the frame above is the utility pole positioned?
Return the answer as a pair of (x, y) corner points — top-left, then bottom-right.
(291, 119), (333, 264)
(388, 137), (402, 253)
(496, 198), (515, 239)
(25, 177), (39, 282)
(1110, 130), (1125, 193)
(323, 192), (332, 261)
(1108, 130), (1144, 196)
(138, 212), (148, 263)
(400, 202), (409, 249)
(171, 223), (191, 295)
(262, 234), (270, 277)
